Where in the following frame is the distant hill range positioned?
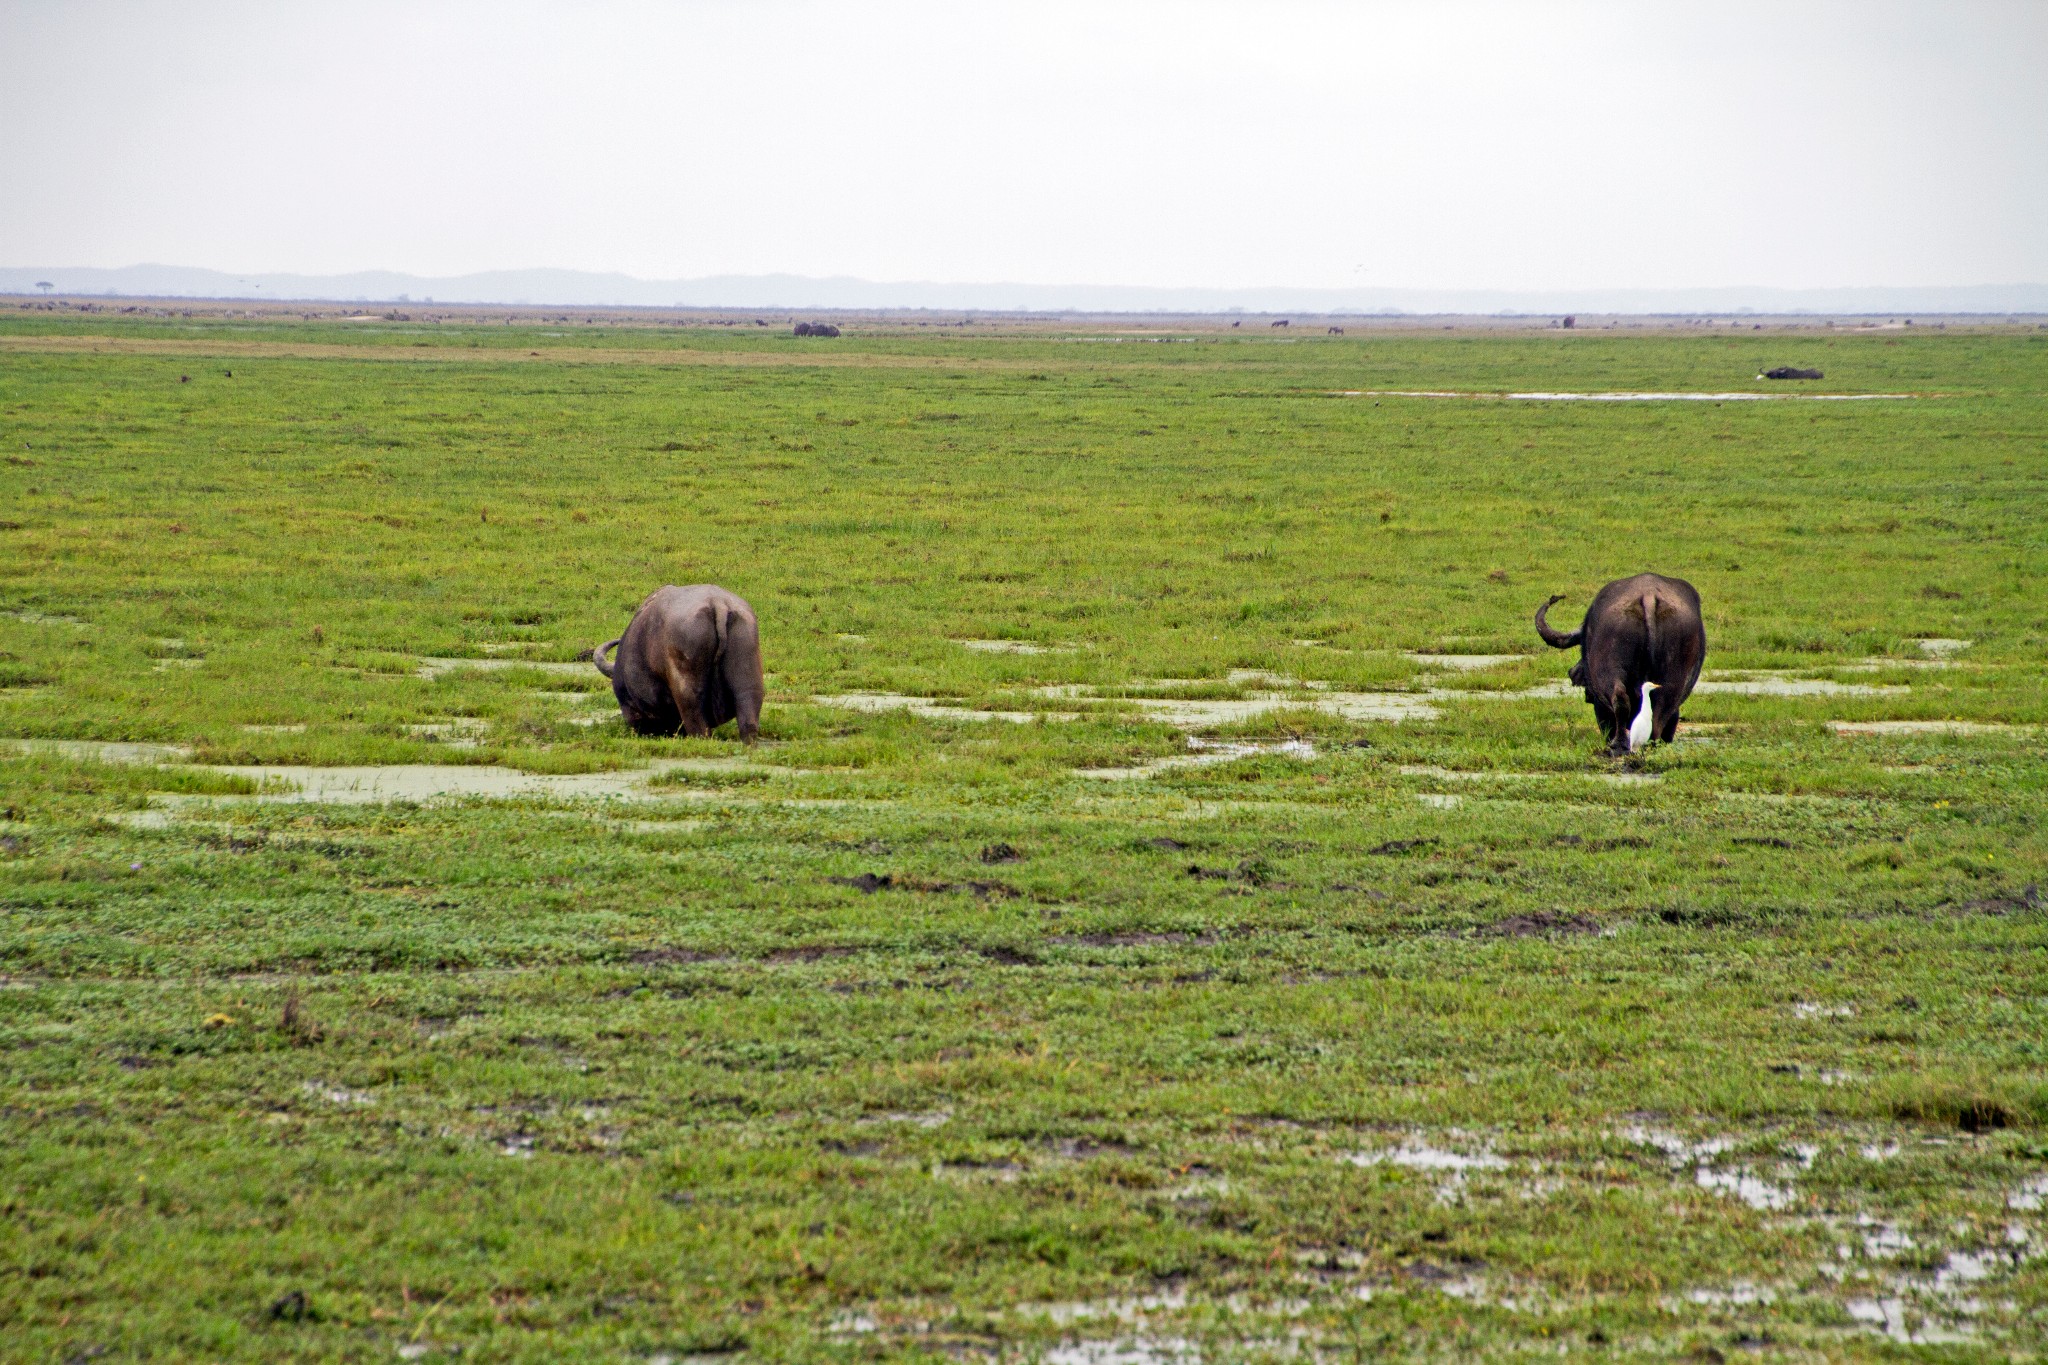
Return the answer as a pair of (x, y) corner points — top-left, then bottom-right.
(4, 264), (2045, 316)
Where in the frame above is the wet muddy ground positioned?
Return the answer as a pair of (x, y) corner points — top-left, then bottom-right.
(2, 318), (2043, 1362)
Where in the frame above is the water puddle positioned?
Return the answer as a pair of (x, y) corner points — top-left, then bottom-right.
(406, 719), (489, 747)
(194, 761), (704, 805)
(2, 610), (86, 626)
(1041, 1339), (1201, 1365)
(240, 723), (308, 734)
(1694, 675), (1907, 697)
(1832, 720), (2027, 736)
(1346, 1137), (1509, 1202)
(1076, 738), (1316, 779)
(3, 738), (194, 764)
(302, 1080), (375, 1106)
(811, 692), (1077, 724)
(1406, 653), (1528, 671)
(955, 638), (1080, 655)
(1622, 1126), (1797, 1212)
(1417, 793), (1463, 809)
(415, 656), (591, 680)
(1846, 1296), (1976, 1344)
(1916, 638), (1972, 657)
(857, 1109), (952, 1129)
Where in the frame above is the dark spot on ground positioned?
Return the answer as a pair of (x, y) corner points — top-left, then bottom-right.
(1550, 834), (1584, 847)
(1056, 930), (1217, 947)
(1367, 838), (1437, 856)
(1141, 836), (1187, 851)
(979, 842), (1022, 864)
(1959, 1099), (2013, 1134)
(267, 1289), (311, 1322)
(1732, 836), (1794, 849)
(627, 946), (726, 965)
(1956, 884), (2040, 915)
(1185, 859), (1279, 885)
(764, 944), (860, 963)
(1487, 911), (1600, 938)
(1048, 1136), (1136, 1158)
(821, 1138), (884, 1156)
(1401, 1257), (1485, 1282)
(978, 944), (1040, 966)
(828, 873), (893, 893)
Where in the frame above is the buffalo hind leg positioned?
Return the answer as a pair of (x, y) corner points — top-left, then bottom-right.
(662, 655), (711, 738)
(1591, 699), (1621, 753)
(1653, 691), (1682, 744)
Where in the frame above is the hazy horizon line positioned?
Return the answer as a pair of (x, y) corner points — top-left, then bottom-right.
(6, 262), (2047, 317)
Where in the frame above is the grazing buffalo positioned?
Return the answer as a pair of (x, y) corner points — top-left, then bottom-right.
(1535, 573), (1706, 755)
(593, 585), (764, 740)
(1763, 366), (1823, 380)
(793, 322), (841, 338)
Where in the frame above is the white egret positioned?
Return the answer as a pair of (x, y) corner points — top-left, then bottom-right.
(1625, 681), (1660, 752)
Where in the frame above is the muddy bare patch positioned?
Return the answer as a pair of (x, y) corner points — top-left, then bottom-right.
(826, 873), (1020, 899)
(954, 638), (1080, 655)
(1487, 911), (1600, 938)
(1832, 720), (2028, 736)
(625, 946), (728, 966)
(1367, 838), (1437, 856)
(415, 656), (591, 680)
(812, 692), (1076, 724)
(1405, 653), (1528, 671)
(1077, 738), (1316, 779)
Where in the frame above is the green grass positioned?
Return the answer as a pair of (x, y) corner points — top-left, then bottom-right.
(2, 316), (2046, 1361)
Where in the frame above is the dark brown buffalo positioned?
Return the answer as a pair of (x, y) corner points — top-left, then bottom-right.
(1535, 573), (1706, 754)
(592, 585), (764, 740)
(1763, 366), (1823, 380)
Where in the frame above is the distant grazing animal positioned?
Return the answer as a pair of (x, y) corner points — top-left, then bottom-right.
(1624, 681), (1660, 752)
(1271, 319), (1290, 328)
(794, 322), (840, 338)
(592, 585), (764, 740)
(1763, 366), (1822, 380)
(1328, 326), (1344, 335)
(793, 322), (813, 336)
(1535, 573), (1706, 756)
(1561, 315), (1576, 329)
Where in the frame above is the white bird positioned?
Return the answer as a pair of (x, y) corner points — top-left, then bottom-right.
(1625, 681), (1661, 752)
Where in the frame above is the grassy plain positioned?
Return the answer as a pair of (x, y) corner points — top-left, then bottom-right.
(2, 314), (2047, 1362)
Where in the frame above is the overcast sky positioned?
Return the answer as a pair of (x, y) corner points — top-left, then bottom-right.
(3, 1), (2043, 291)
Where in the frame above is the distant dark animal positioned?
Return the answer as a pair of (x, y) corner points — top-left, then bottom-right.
(1763, 366), (1822, 380)
(1535, 573), (1706, 755)
(1328, 326), (1344, 335)
(1271, 319), (1290, 328)
(793, 322), (813, 336)
(793, 322), (840, 338)
(1561, 315), (1576, 329)
(592, 585), (764, 740)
